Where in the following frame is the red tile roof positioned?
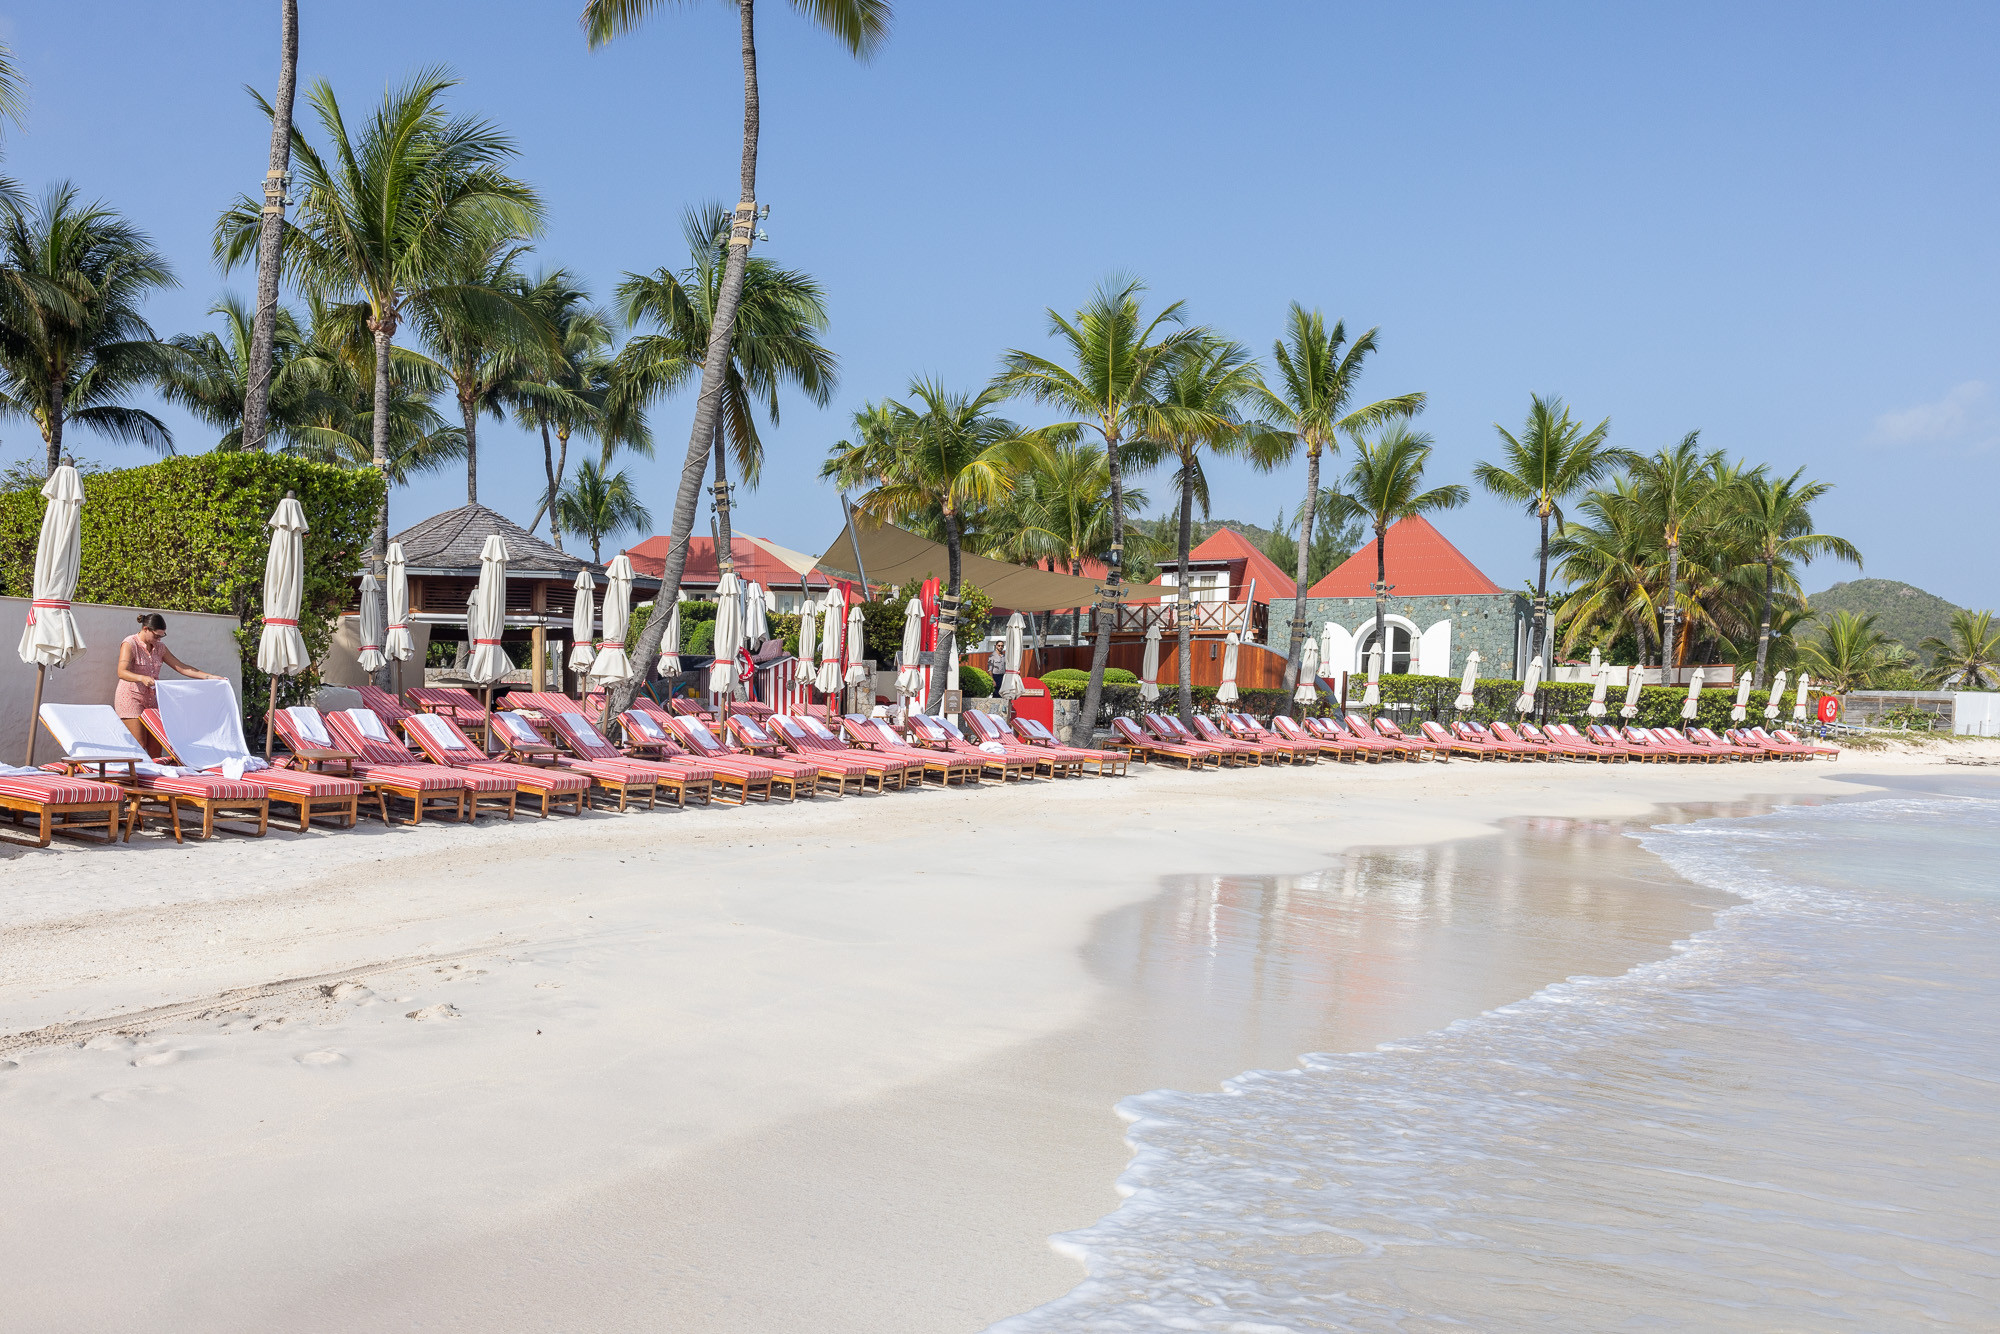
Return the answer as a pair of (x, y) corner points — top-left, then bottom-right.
(1176, 527), (1297, 602)
(1306, 515), (1502, 597)
(624, 535), (833, 590)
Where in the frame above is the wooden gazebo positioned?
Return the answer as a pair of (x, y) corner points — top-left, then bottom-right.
(366, 504), (658, 688)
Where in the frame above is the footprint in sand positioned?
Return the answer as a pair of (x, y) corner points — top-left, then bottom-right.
(95, 1085), (167, 1103)
(321, 982), (372, 1002)
(130, 1049), (185, 1068)
(404, 1003), (462, 1022)
(297, 1050), (347, 1066)
(0, 1059), (18, 1074)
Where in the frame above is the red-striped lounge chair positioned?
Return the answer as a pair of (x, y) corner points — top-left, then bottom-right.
(1371, 716), (1449, 760)
(1147, 713), (1253, 766)
(907, 714), (1029, 781)
(935, 712), (1067, 777)
(1490, 720), (1571, 760)
(488, 710), (660, 812)
(358, 684), (413, 726)
(1645, 725), (1725, 762)
(273, 706), (468, 823)
(401, 712), (585, 817)
(1719, 726), (1793, 759)
(1766, 726), (1840, 759)
(1619, 725), (1701, 762)
(39, 703), (270, 840)
(617, 706), (766, 804)
(1453, 719), (1541, 760)
(669, 698), (717, 721)
(323, 707), (512, 818)
(770, 714), (910, 792)
(1685, 726), (1765, 761)
(1194, 714), (1292, 763)
(725, 713), (856, 796)
(1226, 713), (1320, 764)
(1656, 725), (1745, 761)
(660, 714), (789, 802)
(1517, 720), (1612, 761)
(1300, 715), (1384, 760)
(0, 767), (126, 846)
(1110, 715), (1213, 768)
(141, 707), (376, 830)
(505, 693), (714, 807)
(800, 713), (929, 787)
(1584, 722), (1655, 760)
(842, 715), (980, 785)
(1002, 713), (1131, 776)
(1339, 713), (1428, 761)
(1420, 719), (1504, 759)
(1271, 715), (1356, 761)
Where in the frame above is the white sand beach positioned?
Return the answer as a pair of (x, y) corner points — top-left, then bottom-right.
(1, 747), (1987, 1332)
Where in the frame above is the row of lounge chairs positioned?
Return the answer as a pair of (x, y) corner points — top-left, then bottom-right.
(2, 685), (1130, 849)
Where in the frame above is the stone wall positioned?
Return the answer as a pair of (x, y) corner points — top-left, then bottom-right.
(1266, 592), (1529, 680)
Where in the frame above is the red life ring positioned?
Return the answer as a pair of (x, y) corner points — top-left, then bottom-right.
(1816, 695), (1841, 723)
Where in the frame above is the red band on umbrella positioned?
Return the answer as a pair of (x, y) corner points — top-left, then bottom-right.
(474, 638), (503, 646)
(26, 598), (69, 626)
(264, 617), (299, 627)
(387, 622), (408, 631)
(361, 642), (383, 652)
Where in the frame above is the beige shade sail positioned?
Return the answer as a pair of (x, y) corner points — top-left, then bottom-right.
(18, 462), (87, 669)
(813, 518), (1172, 612)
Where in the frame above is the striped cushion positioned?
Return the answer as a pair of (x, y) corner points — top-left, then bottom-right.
(0, 774), (123, 803)
(467, 761), (589, 793)
(247, 769), (364, 797)
(561, 758), (660, 785)
(351, 763), (470, 793)
(138, 774), (266, 801)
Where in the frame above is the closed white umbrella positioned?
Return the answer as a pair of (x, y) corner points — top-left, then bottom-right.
(1621, 666), (1645, 719)
(1588, 646), (1601, 673)
(1515, 655), (1543, 714)
(1764, 670), (1788, 721)
(1139, 623), (1161, 702)
(744, 581), (770, 646)
(17, 459), (86, 765)
(258, 491), (312, 756)
(844, 601), (866, 687)
(1792, 672), (1812, 722)
(466, 534), (513, 685)
(1680, 666), (1705, 721)
(655, 600), (683, 677)
(569, 570), (597, 673)
(797, 598), (819, 688)
(356, 572), (387, 673)
(1587, 662), (1610, 717)
(1730, 672), (1755, 723)
(384, 540), (414, 674)
(815, 591), (845, 695)
(709, 569), (743, 699)
(1454, 650), (1480, 711)
(1217, 631), (1241, 704)
(590, 554), (634, 684)
(1361, 644), (1382, 707)
(895, 596), (925, 703)
(1294, 637), (1319, 704)
(999, 612), (1026, 700)
(1319, 621), (1342, 680)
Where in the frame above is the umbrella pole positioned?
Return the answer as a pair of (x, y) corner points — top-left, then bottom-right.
(24, 664), (46, 766)
(484, 687), (494, 756)
(265, 676), (278, 759)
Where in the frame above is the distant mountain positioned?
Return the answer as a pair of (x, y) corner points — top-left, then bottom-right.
(1808, 579), (1964, 653)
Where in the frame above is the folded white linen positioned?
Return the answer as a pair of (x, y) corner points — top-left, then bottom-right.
(342, 709), (394, 744)
(410, 713), (468, 750)
(282, 707), (332, 747)
(155, 679), (262, 775)
(558, 713), (613, 749)
(495, 712), (541, 743)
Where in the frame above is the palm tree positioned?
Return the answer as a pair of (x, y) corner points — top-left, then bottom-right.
(0, 40), (29, 207)
(510, 269), (634, 551)
(277, 296), (467, 483)
(617, 202), (834, 573)
(1341, 423), (1469, 677)
(216, 67), (541, 563)
(822, 380), (1020, 708)
(1252, 304), (1425, 696)
(1733, 467), (1861, 686)
(1551, 479), (1664, 662)
(158, 293), (313, 449)
(556, 458), (653, 564)
(977, 438), (1147, 649)
(1921, 609), (2000, 689)
(1473, 394), (1621, 670)
(0, 185), (177, 475)
(1799, 609), (1894, 693)
(996, 277), (1198, 730)
(406, 235), (549, 504)
(240, 0), (299, 452)
(583, 0), (889, 718)
(1142, 336), (1285, 721)
(1627, 432), (1725, 670)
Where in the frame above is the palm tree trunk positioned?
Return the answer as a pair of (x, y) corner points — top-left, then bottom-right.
(1373, 523), (1388, 679)
(1079, 425), (1121, 736)
(926, 510), (962, 712)
(1663, 541), (1680, 673)
(1282, 441), (1319, 698)
(1755, 556), (1774, 688)
(711, 416), (734, 573)
(241, 0), (298, 453)
(553, 426), (570, 551)
(611, 0), (759, 719)
(43, 383), (63, 478)
(462, 391), (479, 504)
(368, 318), (394, 570)
(536, 419), (564, 548)
(1533, 507), (1550, 665)
(1176, 462), (1196, 725)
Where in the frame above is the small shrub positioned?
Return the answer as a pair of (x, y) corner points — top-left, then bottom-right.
(958, 663), (994, 697)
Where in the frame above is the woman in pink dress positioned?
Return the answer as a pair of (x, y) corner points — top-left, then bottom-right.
(116, 613), (222, 753)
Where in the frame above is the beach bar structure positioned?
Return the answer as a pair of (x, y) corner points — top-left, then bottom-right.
(347, 505), (658, 689)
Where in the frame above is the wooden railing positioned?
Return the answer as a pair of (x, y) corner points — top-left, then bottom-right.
(1108, 600), (1266, 639)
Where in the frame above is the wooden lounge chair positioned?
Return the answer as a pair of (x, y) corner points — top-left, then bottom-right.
(1619, 725), (1703, 762)
(1110, 715), (1212, 768)
(1146, 713), (1253, 765)
(937, 711), (1075, 777)
(274, 706), (469, 823)
(1452, 719), (1539, 760)
(617, 706), (772, 804)
(1765, 726), (1840, 759)
(406, 686), (491, 744)
(725, 713), (857, 796)
(908, 714), (1029, 781)
(1371, 715), (1450, 760)
(1490, 720), (1573, 760)
(1517, 721), (1613, 761)
(1420, 719), (1504, 759)
(770, 714), (912, 791)
(141, 706), (376, 830)
(843, 715), (980, 785)
(39, 703), (269, 840)
(1194, 714), (1291, 763)
(1226, 713), (1319, 764)
(1271, 715), (1357, 761)
(1583, 722), (1654, 760)
(0, 767), (126, 847)
(401, 712), (586, 817)
(488, 711), (661, 812)
(662, 714), (794, 802)
(506, 693), (715, 806)
(1685, 726), (1765, 760)
(1304, 715), (1388, 760)
(1656, 725), (1746, 761)
(1002, 713), (1131, 776)
(328, 706), (520, 816)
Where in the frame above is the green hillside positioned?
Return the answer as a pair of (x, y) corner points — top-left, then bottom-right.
(1807, 579), (1964, 653)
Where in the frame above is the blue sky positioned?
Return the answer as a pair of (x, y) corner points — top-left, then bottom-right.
(4, 2), (1996, 606)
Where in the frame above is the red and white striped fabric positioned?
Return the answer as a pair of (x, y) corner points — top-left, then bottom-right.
(505, 695), (716, 787)
(401, 713), (590, 795)
(0, 773), (123, 803)
(314, 709), (499, 792)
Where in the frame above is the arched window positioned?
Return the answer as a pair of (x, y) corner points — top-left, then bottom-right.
(1357, 622), (1414, 674)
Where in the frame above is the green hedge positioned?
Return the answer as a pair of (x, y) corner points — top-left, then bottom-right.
(958, 663), (994, 697)
(0, 453), (383, 735)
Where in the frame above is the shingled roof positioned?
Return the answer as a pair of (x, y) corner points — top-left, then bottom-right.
(390, 504), (609, 578)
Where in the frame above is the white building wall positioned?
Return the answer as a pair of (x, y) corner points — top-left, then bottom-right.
(1954, 692), (2000, 736)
